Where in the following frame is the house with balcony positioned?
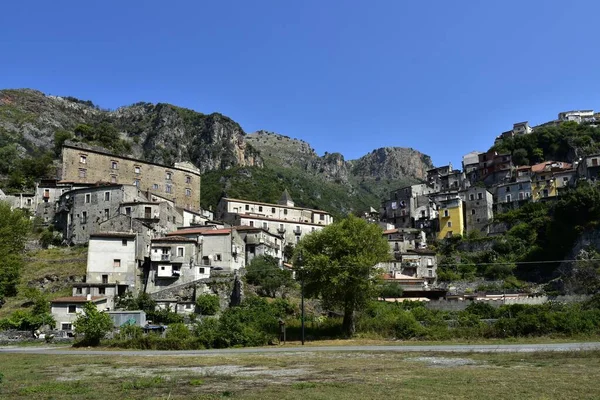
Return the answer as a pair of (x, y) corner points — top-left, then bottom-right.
(380, 184), (438, 231)
(217, 190), (332, 245)
(576, 153), (600, 182)
(531, 161), (572, 201)
(476, 150), (513, 186)
(166, 227), (246, 271)
(234, 226), (284, 266)
(146, 236), (208, 294)
(380, 249), (437, 290)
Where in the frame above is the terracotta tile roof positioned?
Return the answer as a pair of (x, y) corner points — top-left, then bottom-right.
(383, 229), (399, 235)
(51, 296), (106, 303)
(531, 161), (572, 173)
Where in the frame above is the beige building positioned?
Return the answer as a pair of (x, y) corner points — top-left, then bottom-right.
(60, 142), (201, 212)
(217, 190), (333, 244)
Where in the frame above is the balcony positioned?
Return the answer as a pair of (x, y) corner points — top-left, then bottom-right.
(293, 229), (302, 236)
(150, 252), (171, 262)
(277, 227), (286, 234)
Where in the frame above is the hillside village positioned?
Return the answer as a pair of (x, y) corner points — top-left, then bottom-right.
(1, 107), (599, 335)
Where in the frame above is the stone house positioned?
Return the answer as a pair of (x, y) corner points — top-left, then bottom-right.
(60, 142), (202, 212)
(460, 187), (494, 235)
(576, 153), (600, 182)
(50, 296), (108, 332)
(476, 150), (513, 186)
(380, 184), (438, 230)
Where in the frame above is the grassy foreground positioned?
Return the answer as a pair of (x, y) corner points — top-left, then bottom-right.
(1, 350), (599, 399)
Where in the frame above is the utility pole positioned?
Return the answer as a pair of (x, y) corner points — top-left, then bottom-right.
(298, 251), (305, 345)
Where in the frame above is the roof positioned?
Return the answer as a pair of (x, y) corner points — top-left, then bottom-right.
(383, 273), (424, 281)
(51, 296), (106, 303)
(151, 236), (197, 243)
(406, 249), (436, 255)
(383, 229), (398, 235)
(279, 189), (293, 204)
(221, 197), (331, 215)
(232, 225), (283, 238)
(531, 161), (572, 173)
(167, 228), (232, 236)
(90, 232), (136, 239)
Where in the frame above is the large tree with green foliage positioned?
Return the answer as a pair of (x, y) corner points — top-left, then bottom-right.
(294, 215), (390, 336)
(73, 302), (113, 346)
(245, 255), (295, 297)
(0, 202), (31, 301)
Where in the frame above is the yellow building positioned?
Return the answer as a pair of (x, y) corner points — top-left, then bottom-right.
(531, 161), (572, 201)
(437, 197), (464, 239)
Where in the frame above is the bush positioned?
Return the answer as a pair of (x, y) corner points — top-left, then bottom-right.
(195, 294), (220, 316)
(73, 302), (113, 346)
(165, 323), (191, 340)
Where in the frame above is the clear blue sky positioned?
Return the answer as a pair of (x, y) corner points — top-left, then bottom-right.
(2, 1), (600, 168)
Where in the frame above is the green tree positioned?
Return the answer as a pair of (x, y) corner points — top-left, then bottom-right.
(195, 294), (220, 315)
(295, 215), (390, 336)
(73, 302), (114, 346)
(0, 203), (31, 301)
(53, 129), (73, 156)
(245, 255), (294, 297)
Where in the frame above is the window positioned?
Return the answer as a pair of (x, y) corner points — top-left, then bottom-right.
(320, 214), (325, 220)
(215, 254), (222, 261)
(111, 161), (118, 169)
(593, 158), (598, 166)
(259, 206), (263, 212)
(186, 176), (191, 184)
(153, 183), (159, 190)
(203, 256), (210, 266)
(471, 209), (476, 215)
(98, 287), (105, 295)
(104, 209), (110, 219)
(185, 303), (192, 310)
(563, 177), (569, 183)
(245, 204), (249, 211)
(102, 275), (108, 284)
(249, 221), (254, 227)
(177, 247), (184, 257)
(477, 193), (483, 200)
(284, 209), (288, 215)
(110, 175), (117, 183)
(85, 193), (91, 203)
(133, 179), (140, 187)
(428, 269), (433, 277)
(165, 184), (172, 194)
(81, 211), (87, 224)
(272, 207), (276, 213)
(121, 239), (128, 246)
(447, 221), (452, 227)
(469, 194), (474, 201)
(506, 194), (512, 202)
(75, 287), (82, 294)
(506, 186), (510, 192)
(443, 210), (449, 217)
(68, 305), (77, 314)
(104, 192), (110, 201)
(134, 166), (141, 174)
(125, 207), (131, 216)
(113, 259), (121, 268)
(79, 168), (87, 178)
(185, 188), (192, 196)
(61, 323), (72, 330)
(199, 267), (205, 274)
(263, 222), (268, 230)
(166, 172), (172, 180)
(80, 155), (87, 164)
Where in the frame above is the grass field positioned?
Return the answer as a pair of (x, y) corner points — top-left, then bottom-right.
(1, 350), (599, 399)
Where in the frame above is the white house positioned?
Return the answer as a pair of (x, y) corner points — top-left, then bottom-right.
(50, 296), (108, 332)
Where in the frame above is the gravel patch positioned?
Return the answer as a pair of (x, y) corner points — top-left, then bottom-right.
(409, 356), (479, 367)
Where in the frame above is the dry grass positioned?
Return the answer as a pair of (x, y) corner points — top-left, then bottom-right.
(1, 350), (599, 399)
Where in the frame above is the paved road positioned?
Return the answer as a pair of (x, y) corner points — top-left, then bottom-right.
(1, 342), (600, 356)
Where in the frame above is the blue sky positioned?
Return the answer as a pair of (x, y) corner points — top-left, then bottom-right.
(2, 1), (600, 168)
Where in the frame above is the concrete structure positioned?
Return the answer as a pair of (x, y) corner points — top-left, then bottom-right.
(50, 296), (108, 332)
(217, 191), (333, 245)
(531, 161), (572, 201)
(577, 153), (600, 182)
(512, 121), (533, 135)
(461, 188), (493, 235)
(475, 150), (513, 186)
(438, 197), (464, 239)
(60, 142), (202, 212)
(558, 110), (595, 123)
(146, 236), (209, 294)
(494, 181), (532, 204)
(167, 227), (246, 271)
(71, 233), (140, 310)
(462, 151), (482, 175)
(381, 249), (437, 289)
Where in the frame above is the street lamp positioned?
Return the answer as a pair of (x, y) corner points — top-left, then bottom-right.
(298, 251), (305, 346)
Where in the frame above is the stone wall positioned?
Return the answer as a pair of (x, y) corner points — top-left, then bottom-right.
(426, 295), (591, 311)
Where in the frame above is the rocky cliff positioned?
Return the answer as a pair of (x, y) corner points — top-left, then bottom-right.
(0, 89), (262, 173)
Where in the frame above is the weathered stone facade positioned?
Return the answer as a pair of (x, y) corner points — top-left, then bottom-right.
(61, 142), (201, 212)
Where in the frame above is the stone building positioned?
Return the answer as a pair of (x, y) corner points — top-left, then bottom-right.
(50, 296), (108, 332)
(234, 226), (284, 266)
(460, 187), (494, 235)
(60, 142), (202, 212)
(380, 184), (438, 230)
(217, 190), (333, 245)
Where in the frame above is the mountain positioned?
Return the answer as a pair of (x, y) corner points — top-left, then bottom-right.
(0, 89), (433, 215)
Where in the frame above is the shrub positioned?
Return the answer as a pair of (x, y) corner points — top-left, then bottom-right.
(73, 302), (113, 346)
(195, 294), (220, 316)
(165, 323), (191, 340)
